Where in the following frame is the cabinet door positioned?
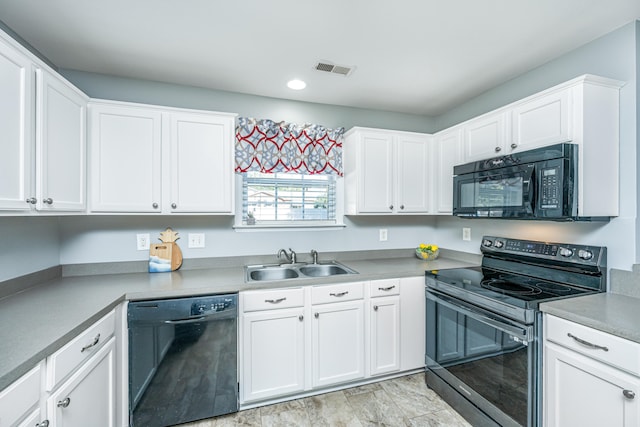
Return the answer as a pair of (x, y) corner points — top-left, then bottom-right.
(545, 342), (640, 427)
(36, 69), (88, 211)
(400, 277), (426, 371)
(241, 308), (305, 403)
(47, 337), (116, 427)
(512, 89), (571, 151)
(89, 103), (162, 212)
(370, 296), (400, 376)
(434, 129), (463, 213)
(357, 132), (394, 213)
(0, 40), (34, 210)
(168, 112), (234, 213)
(464, 111), (507, 162)
(312, 300), (365, 387)
(396, 134), (430, 213)
(0, 362), (42, 427)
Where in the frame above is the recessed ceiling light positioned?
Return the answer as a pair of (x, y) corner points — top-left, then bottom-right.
(287, 79), (306, 90)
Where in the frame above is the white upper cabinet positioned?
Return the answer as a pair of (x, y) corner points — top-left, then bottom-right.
(36, 69), (88, 212)
(511, 88), (570, 151)
(433, 129), (463, 214)
(463, 111), (508, 162)
(167, 112), (234, 213)
(89, 102), (162, 213)
(344, 127), (431, 215)
(0, 38), (35, 211)
(89, 100), (236, 214)
(0, 29), (88, 214)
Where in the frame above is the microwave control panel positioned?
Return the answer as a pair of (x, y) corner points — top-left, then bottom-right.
(540, 166), (560, 209)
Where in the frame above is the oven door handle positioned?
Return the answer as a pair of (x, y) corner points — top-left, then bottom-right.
(427, 289), (533, 343)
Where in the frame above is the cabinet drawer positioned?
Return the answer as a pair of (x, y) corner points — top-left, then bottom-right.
(0, 363), (41, 426)
(243, 288), (304, 312)
(46, 309), (115, 389)
(370, 279), (400, 297)
(545, 315), (640, 375)
(312, 282), (364, 305)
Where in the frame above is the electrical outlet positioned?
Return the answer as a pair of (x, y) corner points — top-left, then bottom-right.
(188, 233), (205, 248)
(136, 234), (150, 251)
(462, 227), (471, 241)
(379, 229), (388, 242)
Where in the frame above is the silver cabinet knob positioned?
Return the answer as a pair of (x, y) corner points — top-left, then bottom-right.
(57, 397), (71, 408)
(171, 203), (177, 209)
(389, 205), (393, 210)
(26, 197), (37, 204)
(314, 312), (319, 319)
(373, 305), (378, 311)
(623, 390), (636, 399)
(298, 315), (304, 321)
(495, 146), (502, 152)
(511, 143), (518, 149)
(43, 198), (53, 205)
(152, 203), (159, 209)
(400, 205), (405, 210)
(37, 421), (50, 427)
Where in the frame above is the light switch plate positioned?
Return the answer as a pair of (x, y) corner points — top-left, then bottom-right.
(462, 227), (471, 241)
(136, 234), (150, 251)
(188, 233), (205, 248)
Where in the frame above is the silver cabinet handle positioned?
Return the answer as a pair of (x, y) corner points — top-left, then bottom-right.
(623, 390), (636, 399)
(81, 334), (100, 353)
(511, 143), (518, 149)
(57, 397), (71, 408)
(329, 291), (349, 297)
(314, 312), (319, 318)
(495, 146), (502, 152)
(37, 421), (50, 427)
(298, 315), (304, 321)
(171, 203), (177, 209)
(567, 333), (609, 352)
(43, 198), (53, 205)
(373, 305), (378, 311)
(152, 202), (159, 209)
(265, 297), (286, 304)
(26, 197), (37, 204)
(378, 285), (396, 291)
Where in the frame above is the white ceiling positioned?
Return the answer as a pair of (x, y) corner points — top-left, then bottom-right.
(1, 0), (639, 116)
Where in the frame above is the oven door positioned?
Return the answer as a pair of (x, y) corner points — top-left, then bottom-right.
(453, 163), (535, 218)
(426, 289), (539, 427)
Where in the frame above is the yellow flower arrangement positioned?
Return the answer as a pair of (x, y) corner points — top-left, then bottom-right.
(416, 243), (440, 260)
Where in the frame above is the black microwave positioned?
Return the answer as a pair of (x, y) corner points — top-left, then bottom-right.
(452, 143), (603, 221)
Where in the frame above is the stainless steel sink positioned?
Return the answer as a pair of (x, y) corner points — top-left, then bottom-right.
(245, 261), (357, 282)
(299, 263), (356, 277)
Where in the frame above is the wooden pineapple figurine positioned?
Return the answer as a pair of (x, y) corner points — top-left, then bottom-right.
(149, 227), (183, 272)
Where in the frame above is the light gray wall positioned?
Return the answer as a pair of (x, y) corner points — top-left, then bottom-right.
(433, 21), (639, 271)
(61, 70), (435, 134)
(0, 217), (60, 282)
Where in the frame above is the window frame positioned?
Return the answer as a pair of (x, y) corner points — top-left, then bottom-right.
(233, 173), (345, 230)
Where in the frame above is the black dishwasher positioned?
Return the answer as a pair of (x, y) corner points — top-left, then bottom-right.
(128, 293), (238, 427)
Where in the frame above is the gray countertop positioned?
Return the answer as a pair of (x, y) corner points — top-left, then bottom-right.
(540, 292), (640, 344)
(0, 252), (477, 391)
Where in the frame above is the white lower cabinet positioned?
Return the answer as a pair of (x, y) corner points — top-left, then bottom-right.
(242, 307), (306, 403)
(544, 314), (640, 426)
(0, 363), (44, 427)
(240, 276), (426, 406)
(46, 337), (116, 427)
(312, 299), (365, 387)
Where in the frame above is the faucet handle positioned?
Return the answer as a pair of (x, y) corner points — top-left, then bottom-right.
(310, 249), (319, 264)
(289, 248), (297, 264)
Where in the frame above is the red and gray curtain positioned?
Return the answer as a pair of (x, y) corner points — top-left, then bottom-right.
(235, 117), (344, 176)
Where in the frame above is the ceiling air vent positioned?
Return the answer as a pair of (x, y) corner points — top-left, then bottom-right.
(314, 61), (354, 77)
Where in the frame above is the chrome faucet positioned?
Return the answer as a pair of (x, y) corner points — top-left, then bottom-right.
(277, 248), (297, 264)
(310, 249), (319, 264)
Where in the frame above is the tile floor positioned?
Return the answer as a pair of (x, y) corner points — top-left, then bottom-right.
(178, 373), (471, 427)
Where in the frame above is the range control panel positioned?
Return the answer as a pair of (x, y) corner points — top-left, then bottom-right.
(480, 236), (605, 266)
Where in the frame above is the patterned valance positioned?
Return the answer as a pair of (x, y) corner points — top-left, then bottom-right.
(235, 117), (344, 176)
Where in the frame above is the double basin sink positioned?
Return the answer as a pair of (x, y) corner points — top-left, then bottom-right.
(245, 261), (358, 282)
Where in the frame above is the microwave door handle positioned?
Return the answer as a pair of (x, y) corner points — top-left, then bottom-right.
(427, 290), (533, 343)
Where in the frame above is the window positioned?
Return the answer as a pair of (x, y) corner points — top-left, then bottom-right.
(237, 172), (342, 227)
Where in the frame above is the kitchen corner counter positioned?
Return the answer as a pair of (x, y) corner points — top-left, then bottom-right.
(540, 292), (640, 344)
(0, 250), (479, 391)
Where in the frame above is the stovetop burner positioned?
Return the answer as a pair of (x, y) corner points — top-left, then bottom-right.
(480, 278), (543, 296)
